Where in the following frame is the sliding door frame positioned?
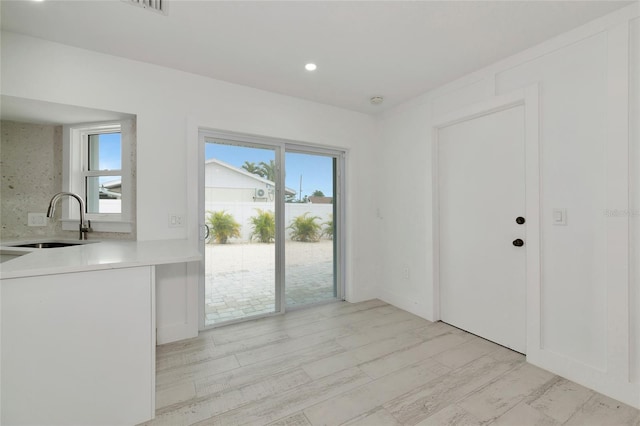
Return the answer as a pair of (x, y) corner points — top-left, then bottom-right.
(197, 128), (345, 330)
(284, 143), (346, 305)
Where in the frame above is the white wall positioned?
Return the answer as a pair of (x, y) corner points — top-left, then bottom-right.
(1, 31), (380, 344)
(377, 4), (639, 408)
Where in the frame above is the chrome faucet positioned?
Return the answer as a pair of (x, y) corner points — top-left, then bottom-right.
(47, 192), (92, 240)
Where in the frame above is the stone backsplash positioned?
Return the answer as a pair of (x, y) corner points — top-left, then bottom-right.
(1, 120), (134, 241)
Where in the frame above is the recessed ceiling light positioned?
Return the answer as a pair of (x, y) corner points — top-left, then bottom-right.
(305, 63), (317, 72)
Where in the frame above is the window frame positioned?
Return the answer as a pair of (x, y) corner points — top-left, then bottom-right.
(85, 128), (123, 214)
(62, 120), (134, 233)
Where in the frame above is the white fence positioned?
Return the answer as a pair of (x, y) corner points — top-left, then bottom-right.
(205, 202), (333, 242)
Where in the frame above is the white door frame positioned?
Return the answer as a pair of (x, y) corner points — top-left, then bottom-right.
(430, 85), (541, 354)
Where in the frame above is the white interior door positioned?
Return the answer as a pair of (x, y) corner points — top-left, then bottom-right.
(438, 105), (526, 353)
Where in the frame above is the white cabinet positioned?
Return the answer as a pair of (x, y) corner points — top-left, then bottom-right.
(1, 266), (155, 425)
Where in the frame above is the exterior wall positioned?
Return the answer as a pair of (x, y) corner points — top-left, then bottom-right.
(205, 162), (270, 189)
(377, 4), (639, 408)
(204, 162), (275, 203)
(205, 188), (270, 203)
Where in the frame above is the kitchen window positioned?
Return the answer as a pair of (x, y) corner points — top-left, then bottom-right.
(63, 119), (135, 233)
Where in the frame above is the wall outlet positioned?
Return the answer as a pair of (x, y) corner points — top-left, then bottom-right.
(28, 212), (48, 227)
(168, 214), (185, 228)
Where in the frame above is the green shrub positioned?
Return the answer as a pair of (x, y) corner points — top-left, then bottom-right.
(249, 209), (275, 243)
(206, 210), (241, 244)
(323, 215), (334, 239)
(288, 212), (321, 242)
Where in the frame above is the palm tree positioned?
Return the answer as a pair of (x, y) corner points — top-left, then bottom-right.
(249, 209), (275, 243)
(258, 160), (276, 181)
(288, 212), (322, 242)
(323, 214), (333, 239)
(242, 161), (261, 176)
(206, 210), (241, 244)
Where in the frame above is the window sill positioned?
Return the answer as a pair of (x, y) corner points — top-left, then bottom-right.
(61, 219), (133, 234)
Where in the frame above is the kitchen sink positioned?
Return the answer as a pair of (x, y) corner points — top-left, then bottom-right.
(11, 242), (83, 249)
(7, 240), (99, 249)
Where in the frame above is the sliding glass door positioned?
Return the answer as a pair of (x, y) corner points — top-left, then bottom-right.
(199, 130), (344, 329)
(284, 151), (338, 307)
(202, 141), (279, 327)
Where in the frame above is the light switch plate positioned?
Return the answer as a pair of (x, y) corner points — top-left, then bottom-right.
(552, 208), (567, 225)
(28, 212), (48, 227)
(168, 214), (185, 228)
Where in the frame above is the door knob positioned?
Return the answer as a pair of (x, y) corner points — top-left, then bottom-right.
(516, 216), (525, 224)
(513, 239), (524, 247)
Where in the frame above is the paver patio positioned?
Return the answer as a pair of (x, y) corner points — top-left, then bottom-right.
(204, 240), (335, 325)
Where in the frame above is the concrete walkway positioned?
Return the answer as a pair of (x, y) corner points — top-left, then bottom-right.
(204, 240), (335, 325)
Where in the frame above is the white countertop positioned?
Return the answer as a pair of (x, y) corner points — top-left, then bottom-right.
(0, 239), (201, 279)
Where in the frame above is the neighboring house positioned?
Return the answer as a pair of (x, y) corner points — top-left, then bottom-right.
(98, 179), (122, 214)
(308, 196), (332, 204)
(100, 179), (122, 199)
(205, 158), (295, 202)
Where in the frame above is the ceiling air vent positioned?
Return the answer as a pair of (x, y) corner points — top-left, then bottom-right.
(125, 0), (167, 15)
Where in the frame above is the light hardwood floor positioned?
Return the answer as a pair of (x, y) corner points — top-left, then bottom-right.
(142, 300), (640, 426)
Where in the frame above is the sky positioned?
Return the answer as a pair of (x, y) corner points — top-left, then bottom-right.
(95, 133), (122, 185)
(206, 143), (334, 198)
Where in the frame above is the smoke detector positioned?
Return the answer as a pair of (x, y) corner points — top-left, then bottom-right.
(370, 96), (384, 105)
(125, 0), (167, 15)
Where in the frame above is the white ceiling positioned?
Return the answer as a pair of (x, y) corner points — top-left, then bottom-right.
(0, 1), (632, 114)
